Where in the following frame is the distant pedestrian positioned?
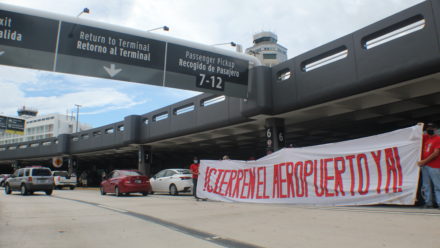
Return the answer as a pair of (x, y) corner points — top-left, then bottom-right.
(417, 123), (440, 208)
(222, 155), (230, 160)
(190, 157), (201, 200)
(80, 171), (88, 187)
(247, 156), (256, 161)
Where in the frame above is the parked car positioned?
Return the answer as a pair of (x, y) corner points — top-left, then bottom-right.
(52, 171), (77, 190)
(150, 169), (192, 195)
(100, 170), (150, 197)
(0, 174), (11, 187)
(4, 167), (54, 195)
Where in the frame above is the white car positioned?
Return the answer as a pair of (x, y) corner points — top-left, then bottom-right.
(52, 171), (77, 190)
(150, 169), (193, 195)
(0, 174), (11, 187)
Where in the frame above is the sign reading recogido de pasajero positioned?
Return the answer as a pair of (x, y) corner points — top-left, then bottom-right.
(197, 125), (423, 206)
(0, 4), (258, 98)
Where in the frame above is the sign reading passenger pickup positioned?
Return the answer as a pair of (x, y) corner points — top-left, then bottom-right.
(166, 44), (249, 96)
(0, 4), (259, 98)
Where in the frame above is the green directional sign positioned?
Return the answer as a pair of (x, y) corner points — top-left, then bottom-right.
(55, 22), (167, 86)
(0, 116), (25, 135)
(165, 44), (249, 97)
(0, 9), (58, 70)
(0, 3), (258, 98)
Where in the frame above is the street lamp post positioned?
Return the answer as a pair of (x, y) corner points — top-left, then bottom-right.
(212, 42), (242, 52)
(74, 104), (81, 133)
(212, 42), (237, 47)
(76, 8), (90, 17)
(147, 26), (170, 32)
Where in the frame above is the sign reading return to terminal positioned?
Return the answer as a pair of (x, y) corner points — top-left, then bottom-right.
(0, 4), (255, 98)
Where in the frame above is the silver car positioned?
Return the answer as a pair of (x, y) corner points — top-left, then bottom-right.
(4, 167), (54, 195)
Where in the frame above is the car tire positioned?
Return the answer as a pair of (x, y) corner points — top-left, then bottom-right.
(4, 184), (11, 194)
(45, 190), (53, 195)
(142, 192), (148, 196)
(20, 184), (28, 196)
(115, 186), (121, 197)
(70, 186), (75, 190)
(169, 184), (178, 196)
(100, 186), (106, 195)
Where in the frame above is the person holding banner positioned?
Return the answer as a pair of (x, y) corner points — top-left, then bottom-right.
(418, 123), (440, 209)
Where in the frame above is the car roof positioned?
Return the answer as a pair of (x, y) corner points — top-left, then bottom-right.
(113, 169), (141, 173)
(163, 168), (191, 173)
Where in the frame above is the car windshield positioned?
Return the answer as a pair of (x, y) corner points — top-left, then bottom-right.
(32, 169), (52, 176)
(53, 171), (69, 177)
(122, 171), (141, 176)
(176, 169), (192, 174)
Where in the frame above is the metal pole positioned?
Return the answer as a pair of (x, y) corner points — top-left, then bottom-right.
(74, 104), (81, 133)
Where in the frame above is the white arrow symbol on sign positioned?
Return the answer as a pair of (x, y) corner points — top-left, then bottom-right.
(103, 64), (122, 78)
(0, 51), (5, 56)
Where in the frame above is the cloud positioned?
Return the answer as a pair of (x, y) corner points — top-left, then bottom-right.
(0, 82), (25, 115)
(0, 66), (147, 117)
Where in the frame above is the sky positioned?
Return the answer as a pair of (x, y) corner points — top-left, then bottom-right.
(0, 0), (424, 128)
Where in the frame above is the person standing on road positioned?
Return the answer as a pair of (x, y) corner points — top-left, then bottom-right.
(190, 157), (201, 200)
(417, 122), (440, 208)
(80, 170), (88, 187)
(101, 170), (107, 182)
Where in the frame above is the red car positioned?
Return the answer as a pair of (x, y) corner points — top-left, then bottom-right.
(100, 170), (151, 196)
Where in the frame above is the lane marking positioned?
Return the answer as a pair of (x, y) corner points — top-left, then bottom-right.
(53, 196), (263, 248)
(97, 204), (128, 213)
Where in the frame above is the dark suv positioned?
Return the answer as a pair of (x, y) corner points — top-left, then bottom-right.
(4, 167), (54, 195)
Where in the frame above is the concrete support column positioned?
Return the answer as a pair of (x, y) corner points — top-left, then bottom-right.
(265, 118), (285, 154)
(67, 157), (77, 176)
(138, 145), (152, 176)
(11, 160), (19, 170)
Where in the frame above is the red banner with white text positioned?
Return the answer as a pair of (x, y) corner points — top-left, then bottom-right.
(198, 125), (423, 206)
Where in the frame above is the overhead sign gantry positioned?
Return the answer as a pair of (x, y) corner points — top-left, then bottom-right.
(0, 4), (260, 98)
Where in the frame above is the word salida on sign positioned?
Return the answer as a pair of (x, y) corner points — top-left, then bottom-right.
(202, 147), (403, 200)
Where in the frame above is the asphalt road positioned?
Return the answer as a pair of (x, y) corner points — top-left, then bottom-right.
(0, 188), (439, 248)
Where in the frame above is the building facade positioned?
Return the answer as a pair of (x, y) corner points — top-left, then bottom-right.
(0, 108), (90, 145)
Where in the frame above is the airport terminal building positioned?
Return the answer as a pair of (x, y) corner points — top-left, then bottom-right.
(0, 1), (439, 178)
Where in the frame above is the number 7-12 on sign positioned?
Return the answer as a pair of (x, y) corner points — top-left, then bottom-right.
(196, 73), (225, 91)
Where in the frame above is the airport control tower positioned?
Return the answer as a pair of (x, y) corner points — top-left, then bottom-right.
(245, 31), (288, 67)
